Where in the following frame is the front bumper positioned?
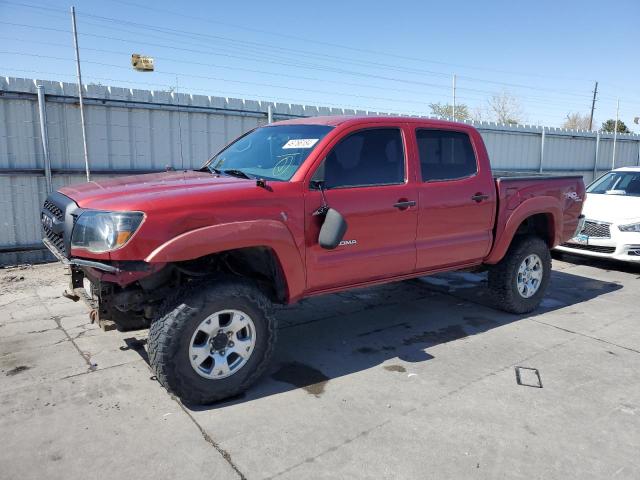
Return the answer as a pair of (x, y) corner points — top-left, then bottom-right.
(555, 220), (640, 262)
(42, 237), (121, 273)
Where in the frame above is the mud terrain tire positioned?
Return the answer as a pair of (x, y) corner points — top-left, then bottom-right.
(148, 279), (276, 405)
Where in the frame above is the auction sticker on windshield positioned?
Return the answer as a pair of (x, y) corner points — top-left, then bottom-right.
(282, 138), (319, 149)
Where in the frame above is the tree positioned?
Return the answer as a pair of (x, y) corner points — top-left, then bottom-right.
(563, 112), (592, 130)
(601, 119), (631, 134)
(487, 90), (524, 125)
(429, 102), (471, 121)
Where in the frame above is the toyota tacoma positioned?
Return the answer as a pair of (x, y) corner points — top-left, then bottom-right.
(41, 116), (585, 404)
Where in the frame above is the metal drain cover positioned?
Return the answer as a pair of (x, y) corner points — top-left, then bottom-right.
(515, 366), (543, 388)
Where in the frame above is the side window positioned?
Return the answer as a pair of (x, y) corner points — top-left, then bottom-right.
(416, 129), (477, 181)
(319, 128), (405, 189)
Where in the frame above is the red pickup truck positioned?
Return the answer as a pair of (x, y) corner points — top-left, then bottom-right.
(41, 116), (584, 404)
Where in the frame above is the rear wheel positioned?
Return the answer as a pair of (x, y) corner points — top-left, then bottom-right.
(148, 279), (276, 404)
(488, 235), (551, 314)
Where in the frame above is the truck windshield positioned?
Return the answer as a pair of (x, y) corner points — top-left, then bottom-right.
(587, 171), (640, 196)
(206, 124), (334, 181)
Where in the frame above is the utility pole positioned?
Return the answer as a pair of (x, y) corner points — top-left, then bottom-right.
(612, 98), (619, 169)
(588, 81), (598, 131)
(452, 74), (456, 121)
(36, 84), (52, 193)
(71, 6), (90, 182)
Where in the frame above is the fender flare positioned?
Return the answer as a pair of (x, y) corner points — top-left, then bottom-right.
(145, 220), (305, 302)
(484, 196), (561, 264)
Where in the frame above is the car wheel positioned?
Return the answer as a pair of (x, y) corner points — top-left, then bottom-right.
(488, 235), (551, 314)
(148, 278), (277, 404)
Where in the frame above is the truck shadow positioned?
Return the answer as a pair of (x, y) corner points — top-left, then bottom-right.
(186, 266), (622, 410)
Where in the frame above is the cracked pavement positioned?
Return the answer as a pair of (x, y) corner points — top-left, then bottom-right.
(1, 255), (639, 479)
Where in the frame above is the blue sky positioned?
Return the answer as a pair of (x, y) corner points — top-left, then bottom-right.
(0, 0), (638, 129)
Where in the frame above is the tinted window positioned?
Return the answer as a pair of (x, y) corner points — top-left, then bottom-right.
(417, 129), (477, 181)
(320, 128), (405, 188)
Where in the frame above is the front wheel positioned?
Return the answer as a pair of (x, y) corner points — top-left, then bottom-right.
(488, 235), (551, 314)
(148, 279), (277, 405)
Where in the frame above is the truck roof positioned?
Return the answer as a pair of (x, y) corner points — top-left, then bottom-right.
(273, 115), (467, 129)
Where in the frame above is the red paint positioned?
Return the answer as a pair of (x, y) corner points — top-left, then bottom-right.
(60, 116), (584, 303)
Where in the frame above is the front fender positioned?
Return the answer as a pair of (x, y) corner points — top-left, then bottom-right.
(484, 196), (560, 264)
(145, 220), (306, 302)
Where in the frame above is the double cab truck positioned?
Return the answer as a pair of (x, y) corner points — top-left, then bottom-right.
(41, 116), (585, 404)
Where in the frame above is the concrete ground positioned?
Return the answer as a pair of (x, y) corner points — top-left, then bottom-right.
(1, 255), (639, 480)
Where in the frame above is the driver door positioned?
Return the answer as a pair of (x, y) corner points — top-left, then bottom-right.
(304, 126), (418, 292)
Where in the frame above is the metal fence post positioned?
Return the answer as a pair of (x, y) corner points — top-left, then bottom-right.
(611, 98), (619, 170)
(267, 104), (273, 124)
(593, 131), (600, 180)
(538, 127), (546, 173)
(36, 84), (52, 193)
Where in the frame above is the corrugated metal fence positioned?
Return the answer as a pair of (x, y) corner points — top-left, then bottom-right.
(1, 76), (640, 265)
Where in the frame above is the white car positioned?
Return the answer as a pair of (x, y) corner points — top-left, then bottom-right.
(556, 166), (640, 263)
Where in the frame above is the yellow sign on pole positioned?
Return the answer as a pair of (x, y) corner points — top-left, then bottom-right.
(131, 54), (154, 72)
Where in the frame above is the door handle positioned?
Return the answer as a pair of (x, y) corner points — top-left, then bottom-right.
(471, 193), (489, 203)
(393, 200), (416, 209)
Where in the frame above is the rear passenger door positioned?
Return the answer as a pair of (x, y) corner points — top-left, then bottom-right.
(414, 128), (495, 270)
(304, 126), (418, 291)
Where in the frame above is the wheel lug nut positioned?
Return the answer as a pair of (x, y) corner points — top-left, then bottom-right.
(228, 341), (234, 347)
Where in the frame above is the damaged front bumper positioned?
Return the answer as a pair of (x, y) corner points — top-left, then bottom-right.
(43, 237), (120, 273)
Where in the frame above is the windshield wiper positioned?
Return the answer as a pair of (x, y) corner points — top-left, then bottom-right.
(222, 169), (252, 180)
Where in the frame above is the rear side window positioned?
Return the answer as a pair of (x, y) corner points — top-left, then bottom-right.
(416, 129), (477, 181)
(320, 128), (405, 188)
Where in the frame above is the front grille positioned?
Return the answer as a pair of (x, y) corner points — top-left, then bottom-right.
(561, 243), (615, 254)
(581, 221), (611, 238)
(41, 192), (78, 258)
(43, 199), (63, 221)
(43, 224), (65, 256)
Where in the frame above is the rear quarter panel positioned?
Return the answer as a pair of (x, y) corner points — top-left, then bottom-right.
(484, 176), (585, 264)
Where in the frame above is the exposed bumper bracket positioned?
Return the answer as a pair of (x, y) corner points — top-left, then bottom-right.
(42, 237), (120, 273)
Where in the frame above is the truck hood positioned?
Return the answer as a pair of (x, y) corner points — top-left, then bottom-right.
(59, 170), (251, 211)
(583, 193), (640, 224)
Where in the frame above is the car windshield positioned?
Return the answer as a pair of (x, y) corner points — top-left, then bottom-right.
(587, 171), (640, 196)
(206, 124), (334, 181)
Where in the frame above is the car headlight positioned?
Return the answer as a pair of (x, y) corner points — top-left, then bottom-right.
(71, 211), (144, 253)
(618, 223), (640, 233)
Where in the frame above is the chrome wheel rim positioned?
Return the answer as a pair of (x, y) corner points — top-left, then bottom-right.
(188, 309), (256, 380)
(516, 254), (543, 299)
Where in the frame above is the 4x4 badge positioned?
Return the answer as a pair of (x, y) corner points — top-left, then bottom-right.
(564, 191), (582, 202)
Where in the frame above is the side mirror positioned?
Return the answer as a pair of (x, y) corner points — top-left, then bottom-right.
(318, 208), (348, 250)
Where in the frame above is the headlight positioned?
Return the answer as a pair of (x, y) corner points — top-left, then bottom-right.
(71, 211), (144, 253)
(618, 223), (640, 233)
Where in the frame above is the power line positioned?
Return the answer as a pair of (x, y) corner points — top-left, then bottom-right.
(0, 23), (606, 111)
(2, 0), (634, 112)
(74, 9), (599, 100)
(102, 0), (601, 85)
(0, 46), (600, 113)
(0, 1), (600, 100)
(1, 2), (636, 121)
